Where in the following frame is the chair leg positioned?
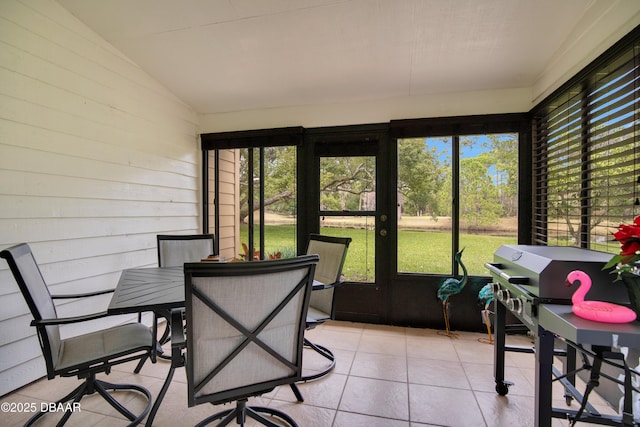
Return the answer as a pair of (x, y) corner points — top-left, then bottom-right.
(136, 310), (174, 372)
(195, 405), (237, 427)
(145, 357), (178, 427)
(289, 337), (337, 403)
(194, 398), (298, 427)
(155, 310), (175, 361)
(24, 382), (88, 426)
(247, 405), (298, 427)
(95, 378), (151, 423)
(156, 315), (172, 345)
(133, 353), (151, 374)
(300, 338), (336, 381)
(289, 383), (304, 402)
(24, 374), (151, 427)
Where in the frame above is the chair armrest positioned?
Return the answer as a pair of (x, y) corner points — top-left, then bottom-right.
(306, 315), (321, 329)
(31, 310), (110, 326)
(170, 309), (186, 367)
(51, 288), (115, 299)
(312, 279), (344, 291)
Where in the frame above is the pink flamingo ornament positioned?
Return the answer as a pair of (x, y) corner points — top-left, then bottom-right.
(566, 270), (636, 323)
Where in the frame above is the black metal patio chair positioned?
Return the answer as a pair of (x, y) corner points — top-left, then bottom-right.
(146, 255), (318, 427)
(289, 234), (351, 402)
(157, 234), (216, 268)
(152, 234), (216, 351)
(0, 243), (154, 426)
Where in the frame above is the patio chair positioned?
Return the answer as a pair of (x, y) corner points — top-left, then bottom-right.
(153, 234), (215, 355)
(147, 255), (318, 427)
(290, 234), (351, 402)
(0, 243), (154, 426)
(157, 234), (216, 267)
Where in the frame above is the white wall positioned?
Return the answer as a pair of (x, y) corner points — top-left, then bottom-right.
(198, 87), (532, 133)
(531, 0), (640, 105)
(0, 0), (199, 396)
(208, 149), (240, 260)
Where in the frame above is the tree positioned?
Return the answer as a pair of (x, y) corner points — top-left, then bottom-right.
(238, 149), (377, 221)
(234, 133), (520, 226)
(239, 146), (296, 222)
(459, 154), (504, 230)
(397, 138), (446, 216)
(546, 131), (637, 246)
(485, 134), (518, 216)
(430, 134), (518, 226)
(319, 156), (375, 211)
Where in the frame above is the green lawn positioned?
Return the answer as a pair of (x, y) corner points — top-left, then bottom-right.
(398, 229), (516, 276)
(240, 224), (516, 279)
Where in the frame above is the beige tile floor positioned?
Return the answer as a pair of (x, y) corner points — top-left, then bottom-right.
(1, 321), (623, 426)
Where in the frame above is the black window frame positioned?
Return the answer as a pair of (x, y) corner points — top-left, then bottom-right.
(390, 113), (533, 264)
(201, 127), (304, 259)
(532, 26), (640, 249)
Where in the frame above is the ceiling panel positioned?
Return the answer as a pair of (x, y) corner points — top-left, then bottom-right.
(57, 0), (640, 113)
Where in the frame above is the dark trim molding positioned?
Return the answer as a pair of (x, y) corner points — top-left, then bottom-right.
(201, 127), (304, 150)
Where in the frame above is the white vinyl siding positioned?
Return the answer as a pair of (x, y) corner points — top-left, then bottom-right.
(208, 149), (240, 260)
(0, 0), (199, 396)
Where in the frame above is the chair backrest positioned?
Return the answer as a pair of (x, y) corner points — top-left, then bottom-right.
(184, 255), (318, 407)
(157, 234), (215, 267)
(0, 243), (60, 378)
(305, 234), (352, 317)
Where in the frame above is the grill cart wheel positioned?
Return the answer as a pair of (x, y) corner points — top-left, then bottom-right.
(495, 381), (511, 396)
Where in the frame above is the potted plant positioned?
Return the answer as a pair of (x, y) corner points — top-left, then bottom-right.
(604, 215), (640, 315)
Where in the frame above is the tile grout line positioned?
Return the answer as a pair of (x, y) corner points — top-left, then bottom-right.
(404, 325), (413, 425)
(331, 324), (363, 426)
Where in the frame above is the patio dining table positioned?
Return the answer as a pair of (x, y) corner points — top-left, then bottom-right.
(107, 266), (186, 427)
(107, 266), (184, 315)
(108, 265), (325, 316)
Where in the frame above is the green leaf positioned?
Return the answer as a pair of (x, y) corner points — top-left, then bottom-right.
(603, 255), (622, 270)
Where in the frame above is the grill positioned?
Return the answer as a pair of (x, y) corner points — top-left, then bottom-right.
(486, 244), (631, 399)
(485, 244), (628, 330)
(487, 245), (640, 424)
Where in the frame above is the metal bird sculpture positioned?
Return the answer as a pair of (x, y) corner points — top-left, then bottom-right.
(437, 248), (468, 338)
(477, 283), (495, 344)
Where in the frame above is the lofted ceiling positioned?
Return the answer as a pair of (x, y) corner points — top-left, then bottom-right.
(57, 0), (640, 115)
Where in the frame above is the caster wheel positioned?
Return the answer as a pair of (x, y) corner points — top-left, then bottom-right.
(495, 381), (511, 396)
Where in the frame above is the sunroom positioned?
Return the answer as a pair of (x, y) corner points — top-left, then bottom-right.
(2, 1), (640, 426)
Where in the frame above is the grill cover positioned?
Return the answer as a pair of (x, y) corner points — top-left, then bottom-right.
(492, 245), (629, 303)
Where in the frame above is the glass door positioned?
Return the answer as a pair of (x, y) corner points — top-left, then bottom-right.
(301, 126), (392, 323)
(318, 155), (377, 282)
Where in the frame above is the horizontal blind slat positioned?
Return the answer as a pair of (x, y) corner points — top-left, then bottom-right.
(533, 37), (640, 249)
